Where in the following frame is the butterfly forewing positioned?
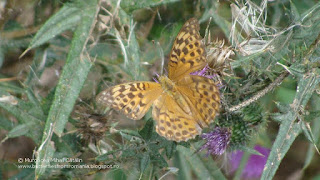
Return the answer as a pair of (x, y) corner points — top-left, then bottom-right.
(96, 82), (162, 120)
(168, 18), (207, 81)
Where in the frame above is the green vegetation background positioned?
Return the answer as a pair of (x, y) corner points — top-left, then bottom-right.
(0, 0), (319, 179)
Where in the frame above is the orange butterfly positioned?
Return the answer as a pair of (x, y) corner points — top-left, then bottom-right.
(96, 18), (220, 142)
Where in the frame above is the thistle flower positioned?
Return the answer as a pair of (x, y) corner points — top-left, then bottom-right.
(190, 65), (217, 79)
(230, 2), (276, 55)
(229, 145), (270, 179)
(73, 105), (110, 145)
(205, 40), (234, 77)
(200, 127), (231, 156)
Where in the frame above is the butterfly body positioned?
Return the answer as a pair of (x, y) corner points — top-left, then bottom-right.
(159, 76), (176, 94)
(97, 18), (220, 142)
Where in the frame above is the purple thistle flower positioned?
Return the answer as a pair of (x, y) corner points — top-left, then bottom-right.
(200, 127), (231, 156)
(229, 145), (270, 179)
(190, 65), (216, 79)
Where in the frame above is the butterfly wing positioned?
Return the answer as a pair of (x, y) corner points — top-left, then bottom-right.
(152, 93), (202, 142)
(168, 18), (207, 81)
(177, 75), (220, 126)
(96, 82), (162, 120)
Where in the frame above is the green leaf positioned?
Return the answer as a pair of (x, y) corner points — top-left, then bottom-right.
(301, 121), (318, 147)
(120, 129), (142, 141)
(0, 116), (13, 130)
(290, 1), (301, 22)
(231, 51), (264, 69)
(139, 118), (154, 141)
(140, 154), (150, 174)
(174, 151), (192, 180)
(303, 95), (320, 170)
(7, 123), (32, 138)
(35, 123), (55, 178)
(236, 145), (263, 156)
(106, 169), (127, 180)
(45, 4), (98, 137)
(165, 141), (176, 159)
(96, 149), (122, 162)
(0, 90), (44, 143)
(114, 19), (142, 80)
(177, 145), (227, 180)
(261, 71), (319, 179)
(201, 1), (232, 39)
(0, 74), (25, 94)
(27, 3), (82, 50)
(8, 168), (35, 180)
(120, 0), (179, 13)
(35, 0), (99, 178)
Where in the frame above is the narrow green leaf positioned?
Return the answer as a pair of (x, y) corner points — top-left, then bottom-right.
(261, 71), (319, 179)
(0, 74), (25, 94)
(120, 130), (142, 141)
(201, 1), (232, 39)
(231, 51), (264, 69)
(96, 149), (122, 162)
(111, 17), (142, 80)
(8, 168), (35, 180)
(140, 154), (150, 174)
(46, 3), (99, 137)
(120, 0), (179, 13)
(28, 4), (82, 50)
(35, 123), (55, 178)
(139, 119), (154, 141)
(262, 121), (302, 179)
(0, 91), (44, 143)
(175, 152), (192, 180)
(0, 116), (13, 130)
(301, 121), (318, 147)
(237, 145), (263, 156)
(177, 145), (227, 180)
(303, 95), (320, 169)
(7, 123), (32, 138)
(233, 142), (257, 180)
(290, 1), (301, 22)
(35, 0), (99, 178)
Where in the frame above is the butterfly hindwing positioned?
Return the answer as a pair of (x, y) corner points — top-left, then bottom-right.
(152, 94), (202, 142)
(177, 75), (220, 126)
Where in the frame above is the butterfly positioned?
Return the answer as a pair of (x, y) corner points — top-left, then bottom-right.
(96, 18), (220, 142)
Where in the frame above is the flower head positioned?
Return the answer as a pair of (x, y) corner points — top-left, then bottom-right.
(200, 127), (231, 156)
(229, 145), (270, 179)
(190, 65), (217, 79)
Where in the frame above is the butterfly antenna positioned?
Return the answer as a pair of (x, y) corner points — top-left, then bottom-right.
(153, 72), (160, 83)
(157, 42), (165, 76)
(164, 68), (168, 76)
